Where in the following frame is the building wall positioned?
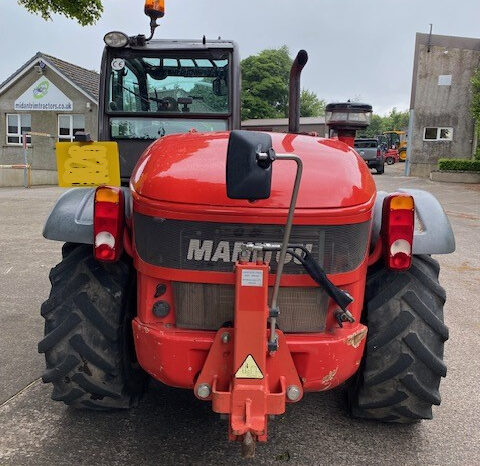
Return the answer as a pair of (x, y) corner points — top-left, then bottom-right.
(242, 123), (326, 135)
(409, 34), (480, 177)
(0, 67), (98, 173)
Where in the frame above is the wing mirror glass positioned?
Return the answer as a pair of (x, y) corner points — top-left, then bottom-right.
(226, 130), (275, 200)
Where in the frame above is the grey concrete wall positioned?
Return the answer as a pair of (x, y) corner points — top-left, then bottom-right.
(409, 34), (480, 177)
(0, 168), (57, 187)
(0, 67), (98, 174)
(430, 170), (480, 183)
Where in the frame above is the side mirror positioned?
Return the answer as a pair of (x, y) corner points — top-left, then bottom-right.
(74, 132), (93, 142)
(213, 77), (227, 96)
(226, 130), (275, 200)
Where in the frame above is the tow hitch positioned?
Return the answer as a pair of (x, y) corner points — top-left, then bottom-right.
(194, 259), (302, 456)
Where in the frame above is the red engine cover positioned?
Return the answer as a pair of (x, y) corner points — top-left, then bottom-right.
(131, 132), (376, 210)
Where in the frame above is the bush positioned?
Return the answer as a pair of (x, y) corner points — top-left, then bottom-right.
(438, 159), (480, 171)
(475, 147), (480, 161)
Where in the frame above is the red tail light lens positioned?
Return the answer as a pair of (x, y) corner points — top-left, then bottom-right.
(94, 187), (124, 262)
(381, 194), (414, 271)
(377, 148), (382, 158)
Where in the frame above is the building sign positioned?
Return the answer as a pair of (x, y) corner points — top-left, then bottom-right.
(14, 77), (73, 111)
(438, 75), (452, 86)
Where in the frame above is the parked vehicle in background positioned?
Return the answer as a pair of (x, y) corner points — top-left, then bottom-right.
(354, 138), (385, 174)
(383, 130), (407, 161)
(385, 148), (399, 165)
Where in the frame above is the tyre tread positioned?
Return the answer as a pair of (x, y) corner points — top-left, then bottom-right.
(69, 334), (116, 374)
(349, 255), (448, 423)
(39, 244), (146, 410)
(42, 354), (80, 383)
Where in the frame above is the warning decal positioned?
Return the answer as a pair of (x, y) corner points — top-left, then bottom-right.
(235, 354), (263, 379)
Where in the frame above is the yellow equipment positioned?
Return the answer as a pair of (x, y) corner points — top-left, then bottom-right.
(56, 141), (121, 187)
(383, 131), (407, 162)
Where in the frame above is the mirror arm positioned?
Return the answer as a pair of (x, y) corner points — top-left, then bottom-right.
(268, 153), (303, 349)
(256, 147), (276, 164)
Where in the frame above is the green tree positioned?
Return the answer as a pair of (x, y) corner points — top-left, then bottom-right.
(300, 89), (326, 118)
(241, 47), (325, 121)
(471, 68), (480, 121)
(384, 107), (409, 131)
(471, 68), (480, 159)
(189, 81), (228, 113)
(362, 114), (387, 137)
(241, 46), (291, 120)
(361, 108), (409, 137)
(18, 0), (103, 26)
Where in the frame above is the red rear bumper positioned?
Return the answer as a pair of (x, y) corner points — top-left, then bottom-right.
(132, 318), (367, 392)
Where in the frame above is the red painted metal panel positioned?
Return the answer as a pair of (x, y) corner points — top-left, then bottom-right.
(130, 132), (376, 210)
(132, 318), (367, 392)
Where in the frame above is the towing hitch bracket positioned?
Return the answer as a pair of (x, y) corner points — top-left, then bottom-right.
(194, 261), (302, 454)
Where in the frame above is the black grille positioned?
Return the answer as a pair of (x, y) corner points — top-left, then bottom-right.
(173, 282), (328, 333)
(134, 214), (370, 274)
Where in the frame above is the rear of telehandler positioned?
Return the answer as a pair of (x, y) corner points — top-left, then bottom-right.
(39, 1), (455, 457)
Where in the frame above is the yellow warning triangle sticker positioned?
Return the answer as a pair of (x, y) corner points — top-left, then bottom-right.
(235, 354), (263, 379)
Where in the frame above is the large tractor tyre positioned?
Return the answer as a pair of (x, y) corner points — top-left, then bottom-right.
(39, 243), (147, 410)
(349, 255), (449, 423)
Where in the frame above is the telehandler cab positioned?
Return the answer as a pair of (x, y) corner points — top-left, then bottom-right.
(40, 1), (455, 457)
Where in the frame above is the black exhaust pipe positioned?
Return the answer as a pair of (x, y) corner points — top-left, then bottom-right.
(288, 50), (309, 134)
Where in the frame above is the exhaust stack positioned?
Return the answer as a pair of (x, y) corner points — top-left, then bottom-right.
(288, 50), (309, 134)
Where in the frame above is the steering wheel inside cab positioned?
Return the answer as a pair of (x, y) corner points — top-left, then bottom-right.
(153, 96), (193, 112)
(108, 95), (194, 112)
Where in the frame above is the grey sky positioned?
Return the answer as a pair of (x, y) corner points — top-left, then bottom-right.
(1, 0), (479, 114)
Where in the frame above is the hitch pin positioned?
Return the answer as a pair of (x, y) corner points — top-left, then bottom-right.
(242, 431), (256, 458)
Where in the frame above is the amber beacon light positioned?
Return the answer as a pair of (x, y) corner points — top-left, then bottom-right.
(145, 0), (165, 19)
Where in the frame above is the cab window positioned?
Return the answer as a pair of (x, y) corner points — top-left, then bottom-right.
(108, 53), (230, 115)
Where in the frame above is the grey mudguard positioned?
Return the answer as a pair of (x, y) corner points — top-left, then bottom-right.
(43, 188), (132, 244)
(372, 188), (455, 254)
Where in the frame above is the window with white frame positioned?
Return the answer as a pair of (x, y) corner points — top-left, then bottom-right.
(58, 114), (85, 141)
(423, 127), (453, 141)
(6, 114), (31, 145)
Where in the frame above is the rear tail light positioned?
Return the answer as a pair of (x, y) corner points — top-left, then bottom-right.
(381, 193), (414, 271)
(377, 148), (382, 158)
(94, 186), (124, 262)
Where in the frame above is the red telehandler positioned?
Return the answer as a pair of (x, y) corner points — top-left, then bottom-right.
(40, 1), (454, 457)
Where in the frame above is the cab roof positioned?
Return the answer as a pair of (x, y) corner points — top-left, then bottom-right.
(127, 38), (237, 51)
